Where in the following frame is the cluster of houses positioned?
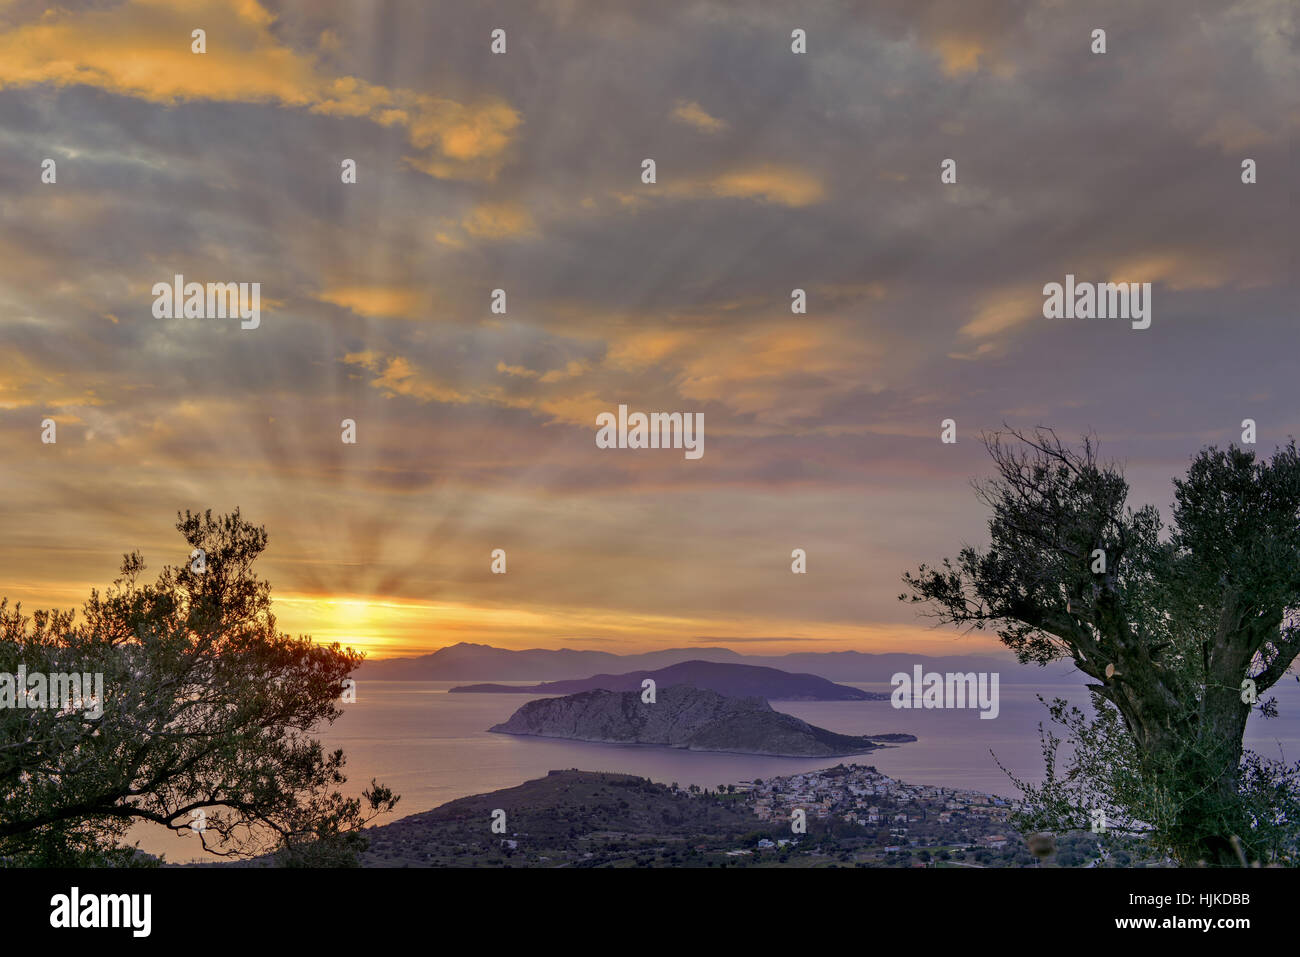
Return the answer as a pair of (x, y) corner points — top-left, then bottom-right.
(739, 764), (1017, 852)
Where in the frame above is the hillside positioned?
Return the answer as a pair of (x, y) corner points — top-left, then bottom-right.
(360, 770), (759, 867)
(489, 685), (915, 756)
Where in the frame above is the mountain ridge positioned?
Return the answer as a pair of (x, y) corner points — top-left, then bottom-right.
(358, 640), (1077, 684)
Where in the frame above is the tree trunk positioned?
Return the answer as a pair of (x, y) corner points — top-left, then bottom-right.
(1157, 684), (1251, 866)
(1110, 667), (1252, 866)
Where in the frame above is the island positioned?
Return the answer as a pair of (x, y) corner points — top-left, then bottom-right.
(452, 659), (888, 701)
(488, 685), (915, 757)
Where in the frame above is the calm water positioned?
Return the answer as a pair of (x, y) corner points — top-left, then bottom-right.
(134, 678), (1300, 863)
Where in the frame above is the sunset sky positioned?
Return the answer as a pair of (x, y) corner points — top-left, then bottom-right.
(0, 0), (1294, 660)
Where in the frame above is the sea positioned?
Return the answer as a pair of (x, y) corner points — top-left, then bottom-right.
(131, 678), (1300, 863)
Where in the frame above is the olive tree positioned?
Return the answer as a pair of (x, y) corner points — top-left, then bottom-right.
(902, 428), (1300, 865)
(0, 509), (397, 866)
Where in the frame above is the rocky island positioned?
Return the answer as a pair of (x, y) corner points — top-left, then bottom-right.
(489, 685), (915, 757)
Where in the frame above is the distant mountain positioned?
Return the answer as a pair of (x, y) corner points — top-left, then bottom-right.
(451, 659), (887, 700)
(489, 685), (916, 757)
(357, 642), (744, 681)
(745, 651), (1077, 684)
(358, 641), (1080, 685)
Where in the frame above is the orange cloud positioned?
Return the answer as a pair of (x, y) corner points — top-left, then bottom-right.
(0, 0), (519, 181)
(1195, 114), (1276, 152)
(671, 99), (728, 134)
(343, 354), (471, 404)
(1104, 252), (1233, 292)
(404, 99), (521, 179)
(0, 352), (104, 411)
(607, 164), (826, 210)
(321, 286), (428, 319)
(959, 288), (1042, 339)
(701, 164), (826, 207)
(460, 202), (538, 240)
(933, 35), (986, 75)
(497, 360), (588, 382)
(959, 246), (1248, 344)
(606, 329), (695, 368)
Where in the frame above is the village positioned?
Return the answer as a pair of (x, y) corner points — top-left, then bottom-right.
(729, 763), (1026, 865)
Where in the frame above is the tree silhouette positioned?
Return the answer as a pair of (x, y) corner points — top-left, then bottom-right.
(902, 428), (1300, 865)
(0, 509), (397, 866)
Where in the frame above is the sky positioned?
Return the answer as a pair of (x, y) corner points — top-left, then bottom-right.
(0, 0), (1295, 660)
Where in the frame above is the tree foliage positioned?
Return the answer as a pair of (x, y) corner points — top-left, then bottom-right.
(902, 428), (1300, 865)
(0, 509), (397, 866)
